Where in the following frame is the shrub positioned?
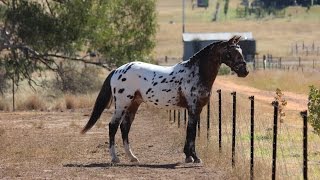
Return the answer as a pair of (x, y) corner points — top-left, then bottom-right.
(19, 95), (46, 111)
(0, 69), (10, 96)
(218, 65), (231, 75)
(53, 63), (102, 94)
(0, 99), (9, 111)
(65, 95), (77, 110)
(308, 85), (320, 135)
(274, 88), (287, 123)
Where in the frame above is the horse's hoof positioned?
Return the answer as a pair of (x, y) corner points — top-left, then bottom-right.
(193, 158), (202, 163)
(111, 157), (120, 163)
(185, 157), (194, 163)
(130, 157), (139, 163)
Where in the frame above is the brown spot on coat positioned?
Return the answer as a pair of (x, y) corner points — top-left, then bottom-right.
(176, 90), (188, 108)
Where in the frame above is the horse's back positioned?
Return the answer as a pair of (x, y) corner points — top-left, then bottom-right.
(110, 61), (185, 108)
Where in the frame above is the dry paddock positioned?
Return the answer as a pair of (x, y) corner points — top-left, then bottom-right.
(0, 105), (234, 179)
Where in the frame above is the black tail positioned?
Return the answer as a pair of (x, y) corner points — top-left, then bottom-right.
(81, 70), (115, 134)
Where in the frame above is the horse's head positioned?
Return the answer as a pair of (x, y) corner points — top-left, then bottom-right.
(218, 36), (249, 77)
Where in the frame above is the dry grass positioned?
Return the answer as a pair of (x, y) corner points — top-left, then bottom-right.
(17, 95), (46, 111)
(0, 127), (5, 136)
(65, 95), (77, 110)
(186, 90), (320, 179)
(0, 90), (98, 112)
(155, 1), (320, 58)
(0, 98), (9, 111)
(218, 70), (320, 94)
(64, 93), (97, 110)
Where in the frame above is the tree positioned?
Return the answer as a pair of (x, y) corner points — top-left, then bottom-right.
(0, 0), (157, 87)
(224, 0), (230, 17)
(86, 0), (157, 67)
(308, 86), (320, 136)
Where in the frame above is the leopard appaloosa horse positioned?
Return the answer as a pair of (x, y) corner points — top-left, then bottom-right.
(81, 36), (249, 163)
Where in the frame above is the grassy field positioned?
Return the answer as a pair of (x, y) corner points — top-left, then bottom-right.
(193, 89), (320, 179)
(218, 69), (320, 95)
(155, 0), (320, 58)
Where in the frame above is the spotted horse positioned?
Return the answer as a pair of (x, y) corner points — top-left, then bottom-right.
(81, 36), (249, 163)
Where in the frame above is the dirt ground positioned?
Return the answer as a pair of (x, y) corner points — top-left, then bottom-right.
(0, 105), (233, 180)
(214, 78), (308, 111)
(0, 78), (308, 179)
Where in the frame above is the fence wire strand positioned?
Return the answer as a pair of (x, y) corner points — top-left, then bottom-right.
(167, 87), (318, 179)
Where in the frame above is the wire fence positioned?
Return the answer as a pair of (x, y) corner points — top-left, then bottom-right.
(250, 55), (320, 73)
(168, 89), (320, 179)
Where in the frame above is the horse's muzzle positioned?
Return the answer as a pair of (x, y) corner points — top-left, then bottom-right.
(237, 69), (249, 77)
(233, 62), (249, 77)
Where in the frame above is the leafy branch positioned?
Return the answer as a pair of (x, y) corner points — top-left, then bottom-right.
(308, 85), (320, 135)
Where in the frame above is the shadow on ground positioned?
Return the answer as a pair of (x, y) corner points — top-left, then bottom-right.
(64, 162), (202, 169)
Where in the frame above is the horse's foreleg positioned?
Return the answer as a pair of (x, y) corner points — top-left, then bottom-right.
(109, 110), (123, 163)
(184, 110), (202, 163)
(120, 113), (139, 162)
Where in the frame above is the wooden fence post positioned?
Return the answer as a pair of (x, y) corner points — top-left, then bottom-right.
(279, 57), (282, 69)
(178, 110), (180, 128)
(313, 60), (315, 69)
(299, 57), (301, 67)
(184, 109), (187, 126)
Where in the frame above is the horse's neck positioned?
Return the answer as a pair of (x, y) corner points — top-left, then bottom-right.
(181, 45), (221, 89)
(190, 50), (219, 87)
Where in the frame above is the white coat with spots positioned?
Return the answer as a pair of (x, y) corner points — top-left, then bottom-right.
(112, 61), (203, 110)
(81, 36), (249, 164)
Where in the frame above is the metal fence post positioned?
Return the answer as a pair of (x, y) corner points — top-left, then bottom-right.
(272, 101), (279, 180)
(217, 89), (222, 152)
(169, 110), (172, 121)
(174, 110), (176, 123)
(207, 95), (211, 140)
(249, 96), (255, 180)
(231, 92), (237, 167)
(301, 110), (308, 180)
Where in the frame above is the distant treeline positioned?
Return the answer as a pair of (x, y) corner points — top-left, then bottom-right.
(246, 0), (320, 9)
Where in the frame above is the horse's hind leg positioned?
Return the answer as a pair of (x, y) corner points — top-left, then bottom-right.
(120, 102), (140, 162)
(120, 113), (139, 162)
(109, 109), (124, 163)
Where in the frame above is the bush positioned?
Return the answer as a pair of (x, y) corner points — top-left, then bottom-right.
(308, 85), (320, 135)
(218, 65), (231, 75)
(0, 99), (9, 111)
(53, 63), (102, 94)
(18, 95), (46, 111)
(65, 95), (77, 110)
(0, 69), (10, 96)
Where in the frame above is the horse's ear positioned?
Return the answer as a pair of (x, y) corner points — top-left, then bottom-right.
(235, 36), (241, 44)
(228, 36), (237, 45)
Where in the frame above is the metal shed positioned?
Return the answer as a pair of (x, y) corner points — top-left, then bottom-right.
(182, 32), (256, 61)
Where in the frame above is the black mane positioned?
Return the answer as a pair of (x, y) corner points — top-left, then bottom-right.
(188, 41), (222, 62)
